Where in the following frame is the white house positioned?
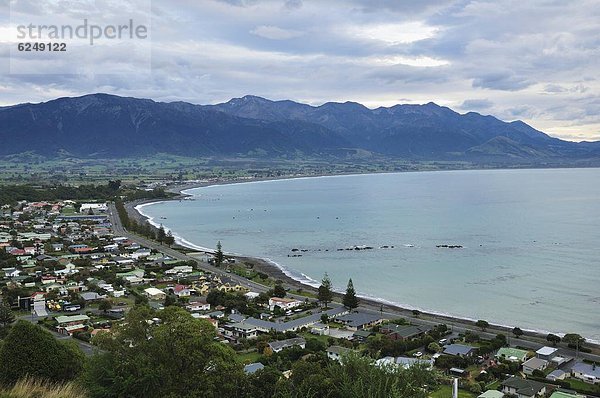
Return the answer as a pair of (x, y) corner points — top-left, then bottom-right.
(268, 297), (302, 311)
(326, 346), (352, 362)
(571, 362), (600, 384)
(522, 357), (548, 375)
(144, 287), (166, 300)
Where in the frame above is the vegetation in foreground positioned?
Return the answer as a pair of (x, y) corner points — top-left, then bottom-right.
(0, 307), (438, 398)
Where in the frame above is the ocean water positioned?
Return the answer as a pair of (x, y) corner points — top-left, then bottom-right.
(138, 168), (600, 340)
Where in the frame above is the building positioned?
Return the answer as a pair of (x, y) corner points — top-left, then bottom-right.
(186, 299), (210, 312)
(496, 347), (529, 362)
(268, 297), (302, 311)
(522, 357), (549, 375)
(546, 370), (567, 382)
(380, 324), (431, 341)
(335, 311), (385, 331)
(536, 346), (559, 360)
(244, 363), (264, 375)
(375, 356), (433, 369)
(571, 362), (600, 384)
(224, 322), (259, 340)
(55, 314), (90, 335)
(326, 346), (352, 362)
(501, 377), (546, 398)
(442, 344), (477, 357)
(144, 287), (166, 301)
(268, 337), (306, 353)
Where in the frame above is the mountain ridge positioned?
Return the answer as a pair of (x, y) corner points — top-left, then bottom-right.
(0, 93), (596, 162)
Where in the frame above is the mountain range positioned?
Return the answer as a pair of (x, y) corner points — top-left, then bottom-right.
(1, 93), (598, 162)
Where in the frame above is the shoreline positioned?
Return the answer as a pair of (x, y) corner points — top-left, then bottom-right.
(128, 170), (600, 348)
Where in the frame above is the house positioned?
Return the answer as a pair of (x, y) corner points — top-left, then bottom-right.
(496, 347), (529, 362)
(244, 292), (260, 300)
(380, 324), (431, 340)
(352, 330), (372, 342)
(546, 370), (567, 381)
(55, 314), (90, 335)
(223, 322), (259, 340)
(536, 346), (559, 360)
(310, 323), (330, 335)
(522, 357), (548, 375)
(442, 344), (477, 357)
(268, 337), (306, 353)
(477, 391), (504, 398)
(501, 377), (546, 398)
(172, 284), (191, 297)
(144, 287), (166, 301)
(186, 299), (210, 312)
(268, 297), (302, 311)
(164, 265), (193, 275)
(375, 356), (433, 369)
(335, 311), (385, 331)
(244, 363), (264, 375)
(80, 292), (107, 302)
(571, 362), (600, 384)
(327, 346), (352, 362)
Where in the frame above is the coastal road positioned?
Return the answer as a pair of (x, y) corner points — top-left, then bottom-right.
(108, 203), (274, 295)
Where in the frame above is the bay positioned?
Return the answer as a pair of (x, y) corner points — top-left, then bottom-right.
(138, 168), (600, 341)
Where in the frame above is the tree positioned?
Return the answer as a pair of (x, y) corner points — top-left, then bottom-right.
(342, 278), (359, 309)
(164, 294), (177, 307)
(164, 231), (175, 247)
(215, 241), (224, 267)
(98, 299), (112, 313)
(563, 333), (585, 349)
(412, 309), (421, 317)
(157, 224), (166, 244)
(546, 333), (561, 346)
(272, 282), (286, 298)
(475, 320), (489, 331)
(317, 273), (333, 309)
(0, 301), (15, 327)
(427, 342), (442, 353)
(0, 321), (84, 385)
(512, 327), (524, 338)
(84, 306), (247, 398)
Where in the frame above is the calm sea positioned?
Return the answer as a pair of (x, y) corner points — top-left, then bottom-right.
(138, 168), (600, 340)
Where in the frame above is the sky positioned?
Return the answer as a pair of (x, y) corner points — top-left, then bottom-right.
(1, 0), (599, 141)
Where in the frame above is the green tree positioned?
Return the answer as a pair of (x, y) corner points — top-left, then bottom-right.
(0, 301), (15, 327)
(164, 294), (177, 307)
(0, 321), (84, 385)
(164, 231), (175, 247)
(99, 299), (112, 313)
(412, 309), (421, 317)
(342, 278), (359, 309)
(427, 342), (442, 353)
(317, 273), (333, 309)
(546, 333), (561, 346)
(84, 306), (247, 398)
(215, 241), (224, 267)
(156, 224), (166, 244)
(475, 320), (489, 331)
(512, 327), (524, 338)
(562, 333), (585, 348)
(272, 282), (286, 298)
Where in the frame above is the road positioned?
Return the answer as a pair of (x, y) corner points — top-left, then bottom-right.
(17, 313), (97, 356)
(108, 203), (273, 295)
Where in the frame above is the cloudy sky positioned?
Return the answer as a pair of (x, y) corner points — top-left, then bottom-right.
(1, 0), (599, 141)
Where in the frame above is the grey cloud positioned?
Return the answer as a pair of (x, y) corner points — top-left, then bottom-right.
(472, 72), (535, 92)
(461, 99), (493, 110)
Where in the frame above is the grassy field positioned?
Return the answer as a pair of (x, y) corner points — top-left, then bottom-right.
(429, 385), (476, 398)
(237, 350), (263, 364)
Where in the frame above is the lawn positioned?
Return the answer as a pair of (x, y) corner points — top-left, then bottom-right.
(429, 385), (476, 398)
(237, 351), (262, 364)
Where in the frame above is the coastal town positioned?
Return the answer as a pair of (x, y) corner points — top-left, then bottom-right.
(1, 194), (599, 398)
